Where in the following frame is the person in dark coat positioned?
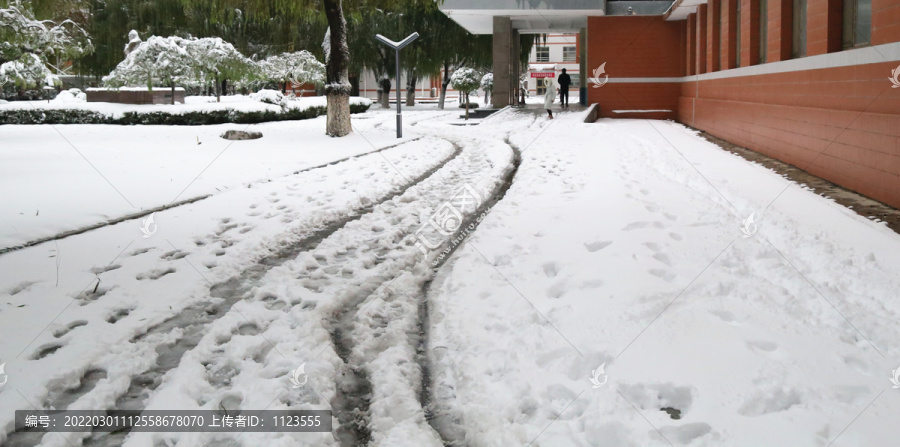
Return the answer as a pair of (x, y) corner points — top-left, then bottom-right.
(557, 68), (572, 108)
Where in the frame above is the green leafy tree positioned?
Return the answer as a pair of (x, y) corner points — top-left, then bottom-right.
(0, 0), (92, 94)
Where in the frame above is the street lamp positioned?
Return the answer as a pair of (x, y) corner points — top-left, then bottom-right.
(375, 32), (419, 138)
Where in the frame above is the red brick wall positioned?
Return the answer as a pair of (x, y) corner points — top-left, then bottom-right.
(873, 0), (900, 44)
(679, 62), (900, 208)
(586, 16), (685, 119)
(678, 0), (900, 208)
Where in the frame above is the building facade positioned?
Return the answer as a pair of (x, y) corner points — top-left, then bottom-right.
(440, 0), (900, 210)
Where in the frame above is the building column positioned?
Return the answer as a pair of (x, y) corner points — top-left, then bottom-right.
(512, 28), (520, 106)
(742, 0), (761, 66)
(492, 16), (513, 108)
(697, 4), (708, 73)
(687, 14), (696, 76)
(807, 0), (841, 55)
(722, 0), (737, 70)
(767, 0), (792, 62)
(707, 0), (721, 72)
(579, 27), (587, 105)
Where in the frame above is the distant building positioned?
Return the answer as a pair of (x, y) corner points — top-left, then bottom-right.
(523, 34), (580, 99)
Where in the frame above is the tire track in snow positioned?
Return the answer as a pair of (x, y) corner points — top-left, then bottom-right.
(322, 134), (518, 446)
(1, 138), (460, 447)
(420, 136), (522, 446)
(81, 141), (462, 447)
(109, 131), (516, 447)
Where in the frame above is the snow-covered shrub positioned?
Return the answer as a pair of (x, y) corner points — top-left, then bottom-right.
(250, 89), (284, 105)
(451, 68), (481, 119)
(0, 102), (371, 125)
(259, 51), (326, 89)
(52, 88), (86, 103)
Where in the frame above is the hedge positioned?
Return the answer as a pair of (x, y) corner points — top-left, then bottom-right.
(0, 103), (370, 125)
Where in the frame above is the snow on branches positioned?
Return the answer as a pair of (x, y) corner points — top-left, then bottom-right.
(103, 36), (191, 91)
(0, 0), (92, 88)
(103, 36), (252, 95)
(259, 51), (326, 89)
(451, 67), (482, 119)
(450, 67), (481, 94)
(480, 73), (493, 91)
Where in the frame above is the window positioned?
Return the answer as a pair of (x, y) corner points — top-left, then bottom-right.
(536, 46), (550, 62)
(736, 0), (742, 67)
(843, 0), (872, 48)
(536, 78), (547, 95)
(563, 46), (577, 62)
(759, 0), (768, 63)
(569, 73), (581, 89)
(792, 0), (807, 58)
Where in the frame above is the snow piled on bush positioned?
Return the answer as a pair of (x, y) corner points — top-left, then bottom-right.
(52, 88), (87, 103)
(250, 89), (285, 105)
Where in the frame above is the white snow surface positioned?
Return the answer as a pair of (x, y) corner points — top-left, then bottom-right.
(0, 106), (899, 447)
(0, 97), (374, 249)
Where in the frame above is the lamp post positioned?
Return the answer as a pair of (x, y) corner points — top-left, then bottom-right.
(375, 32), (419, 138)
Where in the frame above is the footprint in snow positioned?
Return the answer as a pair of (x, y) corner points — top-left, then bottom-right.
(53, 320), (88, 338)
(584, 240), (612, 252)
(136, 267), (176, 280)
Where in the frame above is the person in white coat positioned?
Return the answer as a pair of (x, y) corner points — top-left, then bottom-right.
(544, 78), (557, 119)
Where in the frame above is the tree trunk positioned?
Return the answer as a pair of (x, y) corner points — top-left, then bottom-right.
(464, 91), (469, 120)
(323, 0), (352, 137)
(215, 78), (221, 103)
(171, 83), (175, 105)
(438, 62), (450, 109)
(380, 76), (390, 109)
(221, 79), (227, 98)
(349, 73), (360, 96)
(405, 69), (417, 106)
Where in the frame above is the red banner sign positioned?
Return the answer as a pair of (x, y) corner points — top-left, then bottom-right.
(530, 72), (555, 78)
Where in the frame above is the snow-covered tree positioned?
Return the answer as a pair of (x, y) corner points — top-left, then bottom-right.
(0, 0), (91, 92)
(103, 35), (191, 104)
(480, 73), (493, 105)
(259, 51), (325, 95)
(184, 37), (252, 102)
(451, 67), (480, 120)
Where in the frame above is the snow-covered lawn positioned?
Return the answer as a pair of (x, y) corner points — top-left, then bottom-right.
(0, 105), (898, 447)
(0, 105), (401, 249)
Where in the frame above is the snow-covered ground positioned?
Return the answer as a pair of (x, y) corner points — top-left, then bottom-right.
(1, 104), (899, 447)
